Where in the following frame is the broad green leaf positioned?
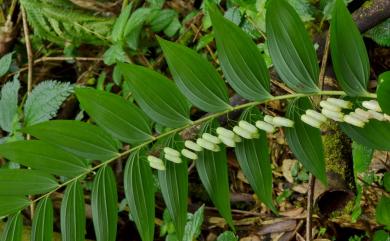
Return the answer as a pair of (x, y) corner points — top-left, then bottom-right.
(285, 97), (327, 185)
(0, 140), (88, 177)
(340, 120), (390, 151)
(124, 151), (155, 241)
(373, 230), (390, 241)
(352, 142), (373, 175)
(377, 71), (390, 115)
(235, 108), (276, 213)
(76, 87), (153, 144)
(330, 0), (370, 96)
(384, 172), (390, 192)
(158, 135), (188, 240)
(91, 165), (118, 241)
(61, 181), (85, 241)
(0, 212), (22, 241)
(31, 197), (53, 241)
(196, 120), (234, 229)
(118, 63), (191, 127)
(0, 169), (58, 196)
(23, 120), (119, 160)
(0, 77), (20, 132)
(376, 196), (390, 229)
(158, 38), (231, 112)
(0, 197), (30, 217)
(210, 7), (271, 101)
(0, 52), (13, 77)
(183, 205), (204, 241)
(216, 231), (238, 241)
(266, 0), (320, 93)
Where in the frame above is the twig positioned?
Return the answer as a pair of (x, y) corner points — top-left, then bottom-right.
(319, 32), (331, 91)
(306, 174), (315, 241)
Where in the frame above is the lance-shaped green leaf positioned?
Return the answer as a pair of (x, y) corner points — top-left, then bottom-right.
(31, 197), (53, 241)
(91, 165), (118, 241)
(285, 98), (327, 185)
(196, 120), (234, 229)
(330, 0), (370, 96)
(76, 87), (153, 144)
(377, 71), (390, 115)
(266, 0), (320, 93)
(0, 140), (88, 177)
(61, 181), (85, 241)
(235, 108), (276, 213)
(0, 212), (23, 241)
(209, 7), (271, 101)
(158, 38), (231, 112)
(118, 63), (191, 128)
(0, 169), (58, 195)
(158, 135), (188, 240)
(0, 197), (30, 217)
(23, 120), (119, 160)
(124, 151), (155, 241)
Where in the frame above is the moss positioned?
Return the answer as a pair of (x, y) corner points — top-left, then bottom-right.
(362, 0), (374, 9)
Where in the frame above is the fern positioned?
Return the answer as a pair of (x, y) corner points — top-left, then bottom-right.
(0, 76), (20, 133)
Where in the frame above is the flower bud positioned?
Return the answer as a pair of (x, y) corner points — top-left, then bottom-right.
(147, 156), (166, 171)
(272, 117), (294, 127)
(305, 109), (327, 122)
(202, 133), (221, 144)
(184, 140), (203, 152)
(238, 120), (258, 134)
(301, 114), (322, 128)
(384, 114), (390, 122)
(362, 100), (382, 112)
(216, 127), (235, 138)
(326, 98), (353, 109)
(181, 149), (197, 160)
(349, 112), (369, 123)
(163, 147), (180, 157)
(354, 108), (371, 119)
(255, 120), (275, 133)
(344, 115), (365, 128)
(321, 109), (344, 122)
(233, 126), (253, 139)
(218, 135), (236, 147)
(320, 100), (342, 112)
(264, 115), (274, 124)
(196, 138), (219, 152)
(367, 110), (385, 121)
(164, 153), (182, 163)
(233, 135), (242, 143)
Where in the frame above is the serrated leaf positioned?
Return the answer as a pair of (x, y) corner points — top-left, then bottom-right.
(216, 231), (238, 241)
(158, 38), (231, 112)
(0, 52), (13, 78)
(377, 71), (390, 115)
(124, 151), (155, 241)
(0, 197), (30, 217)
(365, 18), (390, 47)
(23, 120), (119, 160)
(118, 63), (191, 127)
(210, 7), (271, 101)
(330, 0), (370, 96)
(352, 142), (373, 175)
(376, 196), (390, 229)
(0, 77), (20, 132)
(158, 135), (188, 240)
(266, 0), (319, 93)
(0, 169), (58, 195)
(0, 140), (88, 177)
(235, 108), (276, 213)
(91, 165), (118, 241)
(76, 87), (153, 144)
(183, 205), (204, 241)
(31, 197), (53, 241)
(0, 212), (22, 241)
(61, 181), (85, 241)
(196, 120), (234, 229)
(24, 80), (73, 126)
(285, 97), (327, 185)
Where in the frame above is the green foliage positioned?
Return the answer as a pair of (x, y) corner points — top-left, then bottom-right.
(0, 77), (19, 133)
(31, 198), (53, 241)
(0, 52), (13, 78)
(377, 71), (390, 115)
(216, 231), (238, 241)
(365, 18), (390, 47)
(376, 196), (390, 229)
(0, 212), (23, 241)
(0, 197), (31, 217)
(183, 205), (204, 241)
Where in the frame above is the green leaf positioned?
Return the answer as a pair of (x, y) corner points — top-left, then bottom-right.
(61, 181), (85, 241)
(210, 7), (271, 101)
(352, 142), (373, 175)
(0, 212), (23, 241)
(103, 44), (129, 65)
(124, 151), (155, 241)
(235, 108), (276, 213)
(196, 120), (234, 229)
(23, 120), (119, 160)
(149, 9), (176, 32)
(0, 197), (30, 217)
(91, 165), (118, 241)
(376, 196), (390, 229)
(183, 205), (204, 241)
(384, 172), (390, 192)
(0, 77), (20, 132)
(24, 80), (73, 126)
(158, 38), (231, 112)
(330, 0), (370, 96)
(118, 63), (191, 127)
(365, 18), (390, 47)
(285, 97), (327, 185)
(76, 87), (153, 144)
(373, 230), (390, 241)
(111, 3), (133, 42)
(0, 52), (13, 78)
(158, 135), (188, 240)
(377, 71), (390, 115)
(0, 169), (58, 195)
(31, 197), (53, 241)
(340, 120), (390, 151)
(266, 0), (319, 93)
(216, 231), (238, 241)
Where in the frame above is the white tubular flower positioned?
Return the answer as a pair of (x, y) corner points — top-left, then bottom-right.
(233, 126), (253, 139)
(367, 110), (385, 121)
(216, 127), (235, 138)
(326, 98), (353, 109)
(349, 112), (369, 123)
(164, 153), (182, 163)
(255, 120), (275, 133)
(218, 135), (236, 147)
(163, 147), (180, 157)
(384, 114), (390, 121)
(238, 120), (258, 134)
(306, 109), (327, 122)
(321, 109), (344, 122)
(301, 114), (322, 128)
(184, 140), (203, 152)
(354, 108), (371, 119)
(264, 115), (274, 124)
(272, 117), (294, 127)
(320, 100), (342, 112)
(202, 133), (221, 144)
(147, 156), (166, 171)
(181, 149), (197, 160)
(196, 138), (219, 152)
(233, 135), (242, 143)
(344, 115), (365, 128)
(362, 100), (382, 112)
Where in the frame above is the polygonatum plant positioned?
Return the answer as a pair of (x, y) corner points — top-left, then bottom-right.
(0, 0), (390, 240)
